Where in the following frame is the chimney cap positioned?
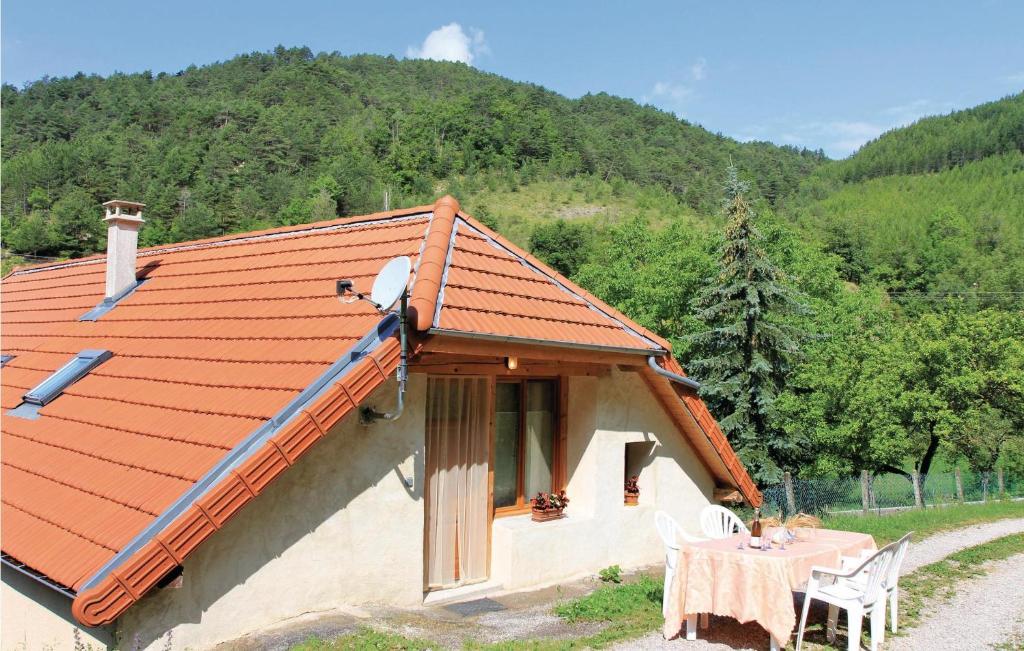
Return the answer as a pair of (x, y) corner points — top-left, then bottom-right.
(102, 199), (146, 209)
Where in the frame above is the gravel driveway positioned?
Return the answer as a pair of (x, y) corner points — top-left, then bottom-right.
(885, 554), (1024, 650)
(612, 517), (1024, 651)
(899, 517), (1024, 573)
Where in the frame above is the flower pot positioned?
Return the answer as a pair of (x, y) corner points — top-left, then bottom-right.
(531, 507), (564, 522)
(624, 492), (639, 506)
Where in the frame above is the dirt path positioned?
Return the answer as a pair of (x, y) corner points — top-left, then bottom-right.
(612, 517), (1024, 651)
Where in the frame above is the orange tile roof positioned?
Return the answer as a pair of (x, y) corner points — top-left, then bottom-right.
(1, 195), (758, 627)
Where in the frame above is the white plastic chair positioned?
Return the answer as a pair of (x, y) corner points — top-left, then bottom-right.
(699, 505), (749, 539)
(654, 511), (709, 635)
(832, 532), (913, 636)
(796, 542), (897, 651)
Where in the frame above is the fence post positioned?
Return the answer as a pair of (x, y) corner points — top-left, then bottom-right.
(783, 472), (797, 516)
(997, 467), (1005, 498)
(860, 470), (870, 514)
(982, 471), (991, 502)
(954, 467), (965, 503)
(911, 469), (923, 508)
(868, 473), (877, 510)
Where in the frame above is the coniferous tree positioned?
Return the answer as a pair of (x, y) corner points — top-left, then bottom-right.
(688, 167), (810, 483)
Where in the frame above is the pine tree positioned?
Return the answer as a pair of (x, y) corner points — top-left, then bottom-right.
(688, 167), (810, 483)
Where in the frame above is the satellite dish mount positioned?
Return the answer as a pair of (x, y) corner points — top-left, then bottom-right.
(336, 256), (412, 423)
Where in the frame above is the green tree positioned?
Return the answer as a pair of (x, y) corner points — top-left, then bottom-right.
(8, 211), (53, 256)
(688, 168), (810, 482)
(170, 202), (219, 241)
(51, 189), (105, 257)
(788, 306), (1024, 495)
(528, 219), (593, 277)
(575, 215), (715, 353)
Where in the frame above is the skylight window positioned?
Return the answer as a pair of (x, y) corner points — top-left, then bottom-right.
(0, 355), (13, 367)
(23, 350), (112, 406)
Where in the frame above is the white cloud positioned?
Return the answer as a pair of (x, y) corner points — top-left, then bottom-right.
(642, 81), (694, 116)
(652, 81), (693, 102)
(1003, 71), (1024, 85)
(690, 57), (707, 81)
(767, 120), (886, 157)
(641, 58), (707, 116)
(753, 98), (960, 158)
(882, 98), (956, 127)
(406, 23), (487, 66)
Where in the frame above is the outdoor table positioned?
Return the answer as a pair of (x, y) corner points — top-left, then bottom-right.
(663, 528), (877, 650)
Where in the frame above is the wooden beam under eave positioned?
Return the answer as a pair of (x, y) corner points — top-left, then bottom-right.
(714, 488), (745, 505)
(419, 335), (657, 367)
(409, 362), (609, 377)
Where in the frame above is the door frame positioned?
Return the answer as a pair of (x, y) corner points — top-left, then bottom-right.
(421, 371), (570, 592)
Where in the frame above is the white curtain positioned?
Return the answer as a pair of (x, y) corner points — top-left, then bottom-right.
(425, 377), (490, 589)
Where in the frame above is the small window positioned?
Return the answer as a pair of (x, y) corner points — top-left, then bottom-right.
(0, 355), (13, 367)
(494, 378), (562, 513)
(23, 350), (112, 406)
(624, 441), (656, 505)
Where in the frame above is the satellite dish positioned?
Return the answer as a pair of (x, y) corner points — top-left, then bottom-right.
(370, 256), (411, 312)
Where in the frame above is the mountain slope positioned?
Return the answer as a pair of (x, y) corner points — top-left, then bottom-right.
(785, 94), (1024, 299)
(0, 46), (823, 258)
(819, 92), (1024, 183)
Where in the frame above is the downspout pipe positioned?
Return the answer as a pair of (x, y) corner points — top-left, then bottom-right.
(361, 291), (408, 422)
(647, 355), (701, 391)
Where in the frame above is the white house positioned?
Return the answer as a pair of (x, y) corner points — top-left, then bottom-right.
(0, 196), (760, 650)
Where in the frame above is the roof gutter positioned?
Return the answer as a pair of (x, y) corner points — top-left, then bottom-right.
(647, 355), (701, 391)
(1, 553), (75, 599)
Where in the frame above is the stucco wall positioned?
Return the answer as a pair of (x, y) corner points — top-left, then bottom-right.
(47, 366), (715, 650)
(1, 567), (113, 651)
(491, 369), (714, 589)
(116, 375), (426, 651)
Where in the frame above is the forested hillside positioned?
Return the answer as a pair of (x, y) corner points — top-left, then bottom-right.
(0, 46), (821, 259)
(555, 89), (1024, 483)
(2, 46), (1021, 487)
(789, 151), (1024, 299)
(783, 94), (1024, 302)
(818, 93), (1024, 183)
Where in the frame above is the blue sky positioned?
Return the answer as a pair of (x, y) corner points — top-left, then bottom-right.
(3, 1), (1022, 158)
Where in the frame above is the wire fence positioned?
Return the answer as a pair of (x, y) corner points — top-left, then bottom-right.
(759, 469), (1024, 518)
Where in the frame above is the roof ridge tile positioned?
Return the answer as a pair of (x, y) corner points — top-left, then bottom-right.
(6, 210), (433, 278)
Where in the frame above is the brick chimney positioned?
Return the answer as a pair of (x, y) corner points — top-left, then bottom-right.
(103, 200), (145, 299)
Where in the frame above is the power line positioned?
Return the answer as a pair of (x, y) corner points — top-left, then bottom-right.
(888, 291), (1024, 296)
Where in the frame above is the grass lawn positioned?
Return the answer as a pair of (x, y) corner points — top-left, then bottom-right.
(290, 629), (434, 650)
(823, 499), (1024, 545)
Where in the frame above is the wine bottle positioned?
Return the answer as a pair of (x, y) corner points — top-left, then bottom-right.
(750, 508), (762, 548)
